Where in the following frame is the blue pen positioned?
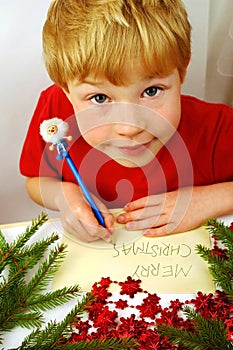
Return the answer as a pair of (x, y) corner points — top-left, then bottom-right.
(64, 152), (105, 227)
(39, 118), (105, 227)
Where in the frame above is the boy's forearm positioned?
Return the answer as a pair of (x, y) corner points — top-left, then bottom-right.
(26, 177), (233, 224)
(204, 181), (233, 218)
(26, 177), (75, 211)
(116, 181), (233, 237)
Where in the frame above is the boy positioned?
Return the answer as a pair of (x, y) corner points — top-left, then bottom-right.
(20, 0), (233, 243)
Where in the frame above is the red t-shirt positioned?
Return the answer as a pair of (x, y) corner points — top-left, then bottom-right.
(20, 84), (233, 208)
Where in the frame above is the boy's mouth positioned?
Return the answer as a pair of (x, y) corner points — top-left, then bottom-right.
(117, 140), (153, 156)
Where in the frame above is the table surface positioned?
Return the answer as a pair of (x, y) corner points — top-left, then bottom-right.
(1, 214), (232, 348)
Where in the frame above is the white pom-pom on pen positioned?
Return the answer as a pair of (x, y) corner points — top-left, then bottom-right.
(40, 117), (72, 144)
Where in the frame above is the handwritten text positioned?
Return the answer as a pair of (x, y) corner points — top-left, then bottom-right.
(113, 242), (192, 258)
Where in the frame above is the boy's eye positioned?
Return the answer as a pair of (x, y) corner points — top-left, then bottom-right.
(90, 94), (109, 104)
(142, 86), (162, 98)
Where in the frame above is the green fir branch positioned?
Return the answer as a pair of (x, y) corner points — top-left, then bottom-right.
(1, 237), (60, 295)
(158, 218), (233, 349)
(158, 306), (232, 350)
(0, 245), (70, 333)
(8, 232), (61, 279)
(0, 278), (42, 332)
(8, 311), (42, 330)
(0, 214), (83, 345)
(0, 287), (44, 334)
(12, 213), (48, 251)
(18, 293), (94, 349)
(0, 231), (10, 274)
(20, 333), (137, 350)
(24, 286), (82, 312)
(0, 213), (49, 278)
(197, 244), (233, 299)
(24, 244), (67, 296)
(57, 337), (138, 350)
(207, 218), (233, 251)
(196, 219), (233, 300)
(3, 212), (48, 259)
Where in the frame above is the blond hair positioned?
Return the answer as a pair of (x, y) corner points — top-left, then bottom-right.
(43, 0), (191, 90)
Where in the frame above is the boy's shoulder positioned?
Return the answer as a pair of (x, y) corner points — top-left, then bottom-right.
(38, 84), (74, 119)
(181, 94), (233, 117)
(179, 94), (233, 140)
(40, 84), (68, 101)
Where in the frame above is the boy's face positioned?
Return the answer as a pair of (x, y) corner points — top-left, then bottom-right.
(65, 64), (182, 167)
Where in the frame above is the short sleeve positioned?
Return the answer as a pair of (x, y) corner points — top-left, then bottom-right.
(19, 85), (74, 178)
(213, 104), (233, 182)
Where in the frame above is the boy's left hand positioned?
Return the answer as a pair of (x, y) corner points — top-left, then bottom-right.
(116, 186), (215, 236)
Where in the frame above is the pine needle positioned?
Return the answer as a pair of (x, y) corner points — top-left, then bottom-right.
(196, 218), (233, 300)
(0, 214), (83, 344)
(58, 337), (138, 350)
(0, 213), (50, 278)
(25, 285), (82, 312)
(18, 293), (94, 349)
(158, 307), (230, 350)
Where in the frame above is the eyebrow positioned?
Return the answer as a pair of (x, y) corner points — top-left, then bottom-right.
(81, 78), (106, 86)
(76, 72), (172, 88)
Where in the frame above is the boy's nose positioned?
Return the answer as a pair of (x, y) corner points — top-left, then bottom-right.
(114, 122), (144, 137)
(112, 103), (146, 137)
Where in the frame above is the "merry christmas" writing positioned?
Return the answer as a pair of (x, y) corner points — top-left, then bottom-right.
(113, 241), (192, 258)
(132, 263), (192, 279)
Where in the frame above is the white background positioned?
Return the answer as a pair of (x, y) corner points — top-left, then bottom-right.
(0, 0), (232, 224)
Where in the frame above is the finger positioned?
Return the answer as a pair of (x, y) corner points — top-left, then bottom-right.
(64, 216), (112, 243)
(87, 210), (114, 242)
(94, 200), (115, 234)
(61, 205), (109, 242)
(125, 213), (169, 231)
(76, 202), (104, 232)
(117, 205), (163, 224)
(143, 224), (173, 237)
(62, 217), (100, 242)
(80, 215), (112, 242)
(124, 197), (149, 211)
(97, 227), (113, 243)
(103, 213), (115, 234)
(142, 217), (182, 237)
(124, 194), (164, 211)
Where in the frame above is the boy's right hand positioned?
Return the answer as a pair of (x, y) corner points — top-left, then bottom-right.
(57, 182), (114, 242)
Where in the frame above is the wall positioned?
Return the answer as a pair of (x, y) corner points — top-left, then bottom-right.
(205, 0), (233, 105)
(0, 0), (52, 223)
(0, 0), (232, 224)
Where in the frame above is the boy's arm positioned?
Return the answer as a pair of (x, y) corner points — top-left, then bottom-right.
(117, 182), (233, 236)
(26, 177), (114, 242)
